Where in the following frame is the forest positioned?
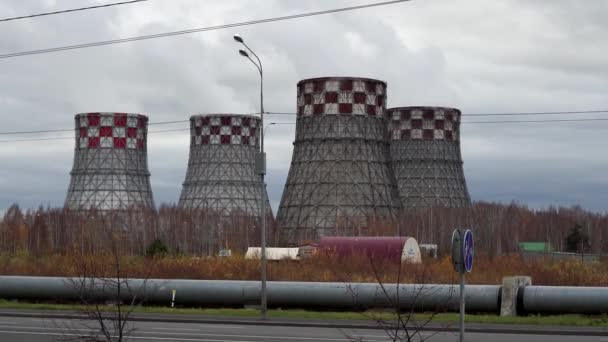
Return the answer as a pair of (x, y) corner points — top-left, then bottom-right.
(0, 201), (607, 286)
(0, 201), (606, 257)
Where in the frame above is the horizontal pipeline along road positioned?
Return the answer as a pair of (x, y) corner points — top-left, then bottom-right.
(0, 276), (501, 312)
(2, 276), (608, 314)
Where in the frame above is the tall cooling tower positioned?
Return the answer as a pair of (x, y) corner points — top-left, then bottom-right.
(277, 77), (402, 243)
(386, 106), (471, 208)
(178, 114), (272, 218)
(65, 112), (155, 210)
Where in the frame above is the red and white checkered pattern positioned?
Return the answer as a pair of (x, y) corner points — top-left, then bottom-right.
(387, 107), (461, 142)
(190, 114), (259, 146)
(75, 113), (148, 150)
(296, 77), (386, 117)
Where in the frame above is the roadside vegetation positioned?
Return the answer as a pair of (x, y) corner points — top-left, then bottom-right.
(1, 253), (607, 286)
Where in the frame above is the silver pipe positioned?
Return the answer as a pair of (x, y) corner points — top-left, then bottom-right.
(0, 276), (499, 312)
(519, 286), (608, 315)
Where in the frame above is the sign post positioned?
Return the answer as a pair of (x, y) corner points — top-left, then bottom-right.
(452, 229), (473, 342)
(451, 229), (462, 273)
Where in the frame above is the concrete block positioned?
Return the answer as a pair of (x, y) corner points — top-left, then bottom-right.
(500, 276), (532, 316)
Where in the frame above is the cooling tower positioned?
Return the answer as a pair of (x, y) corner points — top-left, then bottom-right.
(386, 106), (471, 208)
(178, 114), (272, 218)
(65, 112), (155, 210)
(277, 77), (402, 243)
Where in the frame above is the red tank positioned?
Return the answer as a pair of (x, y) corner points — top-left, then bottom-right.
(318, 236), (421, 263)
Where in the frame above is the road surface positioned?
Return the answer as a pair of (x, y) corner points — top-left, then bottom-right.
(0, 315), (606, 341)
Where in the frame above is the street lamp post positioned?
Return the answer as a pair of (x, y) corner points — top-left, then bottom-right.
(233, 34), (268, 319)
(264, 122), (276, 138)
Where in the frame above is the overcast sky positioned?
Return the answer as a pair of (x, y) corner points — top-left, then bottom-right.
(0, 0), (607, 216)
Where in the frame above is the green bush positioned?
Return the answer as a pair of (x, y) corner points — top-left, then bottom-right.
(145, 239), (169, 258)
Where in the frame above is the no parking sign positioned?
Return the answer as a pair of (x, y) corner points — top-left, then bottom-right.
(452, 228), (473, 342)
(463, 229), (474, 273)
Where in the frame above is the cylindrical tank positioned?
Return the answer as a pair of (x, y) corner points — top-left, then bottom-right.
(386, 106), (471, 208)
(318, 236), (421, 263)
(65, 112), (155, 210)
(178, 114), (272, 219)
(277, 77), (402, 243)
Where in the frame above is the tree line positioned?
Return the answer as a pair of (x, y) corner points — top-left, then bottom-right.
(0, 201), (605, 257)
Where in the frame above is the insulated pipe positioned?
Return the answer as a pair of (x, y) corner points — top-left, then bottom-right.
(519, 286), (608, 315)
(0, 276), (500, 312)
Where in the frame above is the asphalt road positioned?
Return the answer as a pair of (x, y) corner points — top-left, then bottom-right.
(0, 315), (606, 342)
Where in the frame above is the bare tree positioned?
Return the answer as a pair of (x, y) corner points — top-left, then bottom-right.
(59, 211), (151, 342)
(343, 254), (454, 342)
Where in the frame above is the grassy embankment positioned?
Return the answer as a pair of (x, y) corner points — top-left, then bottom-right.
(0, 299), (607, 327)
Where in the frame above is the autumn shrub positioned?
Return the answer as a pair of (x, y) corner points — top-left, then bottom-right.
(1, 253), (607, 286)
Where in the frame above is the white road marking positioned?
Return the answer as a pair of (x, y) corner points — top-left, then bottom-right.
(0, 311), (88, 318)
(0, 324), (48, 329)
(0, 329), (388, 342)
(0, 325), (389, 341)
(0, 330), (260, 342)
(197, 324), (245, 329)
(150, 326), (201, 331)
(0, 324), (97, 333)
(148, 324), (245, 331)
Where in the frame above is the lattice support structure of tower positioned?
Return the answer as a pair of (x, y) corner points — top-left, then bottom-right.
(65, 112), (155, 210)
(277, 77), (402, 243)
(387, 106), (471, 208)
(178, 114), (272, 221)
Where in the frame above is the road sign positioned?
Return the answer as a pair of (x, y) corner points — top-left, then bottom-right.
(463, 229), (474, 273)
(451, 229), (463, 273)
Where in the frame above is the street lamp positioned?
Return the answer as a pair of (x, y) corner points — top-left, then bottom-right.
(233, 33), (268, 319)
(263, 122), (276, 138)
(264, 122), (296, 138)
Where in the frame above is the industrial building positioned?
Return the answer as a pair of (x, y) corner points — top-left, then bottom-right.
(277, 77), (402, 243)
(65, 112), (155, 210)
(178, 114), (272, 219)
(386, 106), (471, 208)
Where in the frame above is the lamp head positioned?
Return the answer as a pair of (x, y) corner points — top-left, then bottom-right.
(239, 49), (249, 57)
(233, 34), (244, 43)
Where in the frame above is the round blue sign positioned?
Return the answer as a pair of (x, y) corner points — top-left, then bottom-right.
(463, 229), (474, 273)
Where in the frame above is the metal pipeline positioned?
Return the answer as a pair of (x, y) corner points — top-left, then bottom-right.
(518, 286), (608, 315)
(0, 276), (500, 312)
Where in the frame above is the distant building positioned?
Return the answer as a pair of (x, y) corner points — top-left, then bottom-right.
(178, 114), (272, 219)
(419, 244), (438, 258)
(245, 247), (300, 261)
(518, 242), (599, 263)
(296, 244), (318, 259)
(65, 112), (155, 210)
(386, 106), (470, 208)
(277, 77), (401, 243)
(518, 242), (554, 253)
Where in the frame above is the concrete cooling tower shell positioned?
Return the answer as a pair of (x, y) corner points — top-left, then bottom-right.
(178, 114), (272, 218)
(65, 112), (155, 210)
(277, 77), (402, 243)
(387, 106), (471, 208)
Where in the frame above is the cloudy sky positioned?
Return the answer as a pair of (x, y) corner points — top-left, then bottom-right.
(0, 0), (607, 215)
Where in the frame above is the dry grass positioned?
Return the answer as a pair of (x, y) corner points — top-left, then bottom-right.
(1, 253), (607, 286)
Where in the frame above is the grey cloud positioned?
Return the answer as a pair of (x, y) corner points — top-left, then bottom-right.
(0, 0), (606, 214)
